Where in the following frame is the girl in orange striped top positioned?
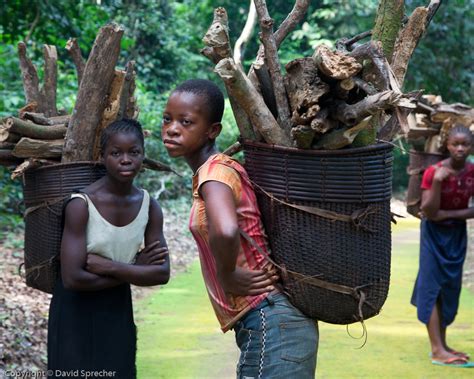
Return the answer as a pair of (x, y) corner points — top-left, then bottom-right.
(162, 79), (318, 378)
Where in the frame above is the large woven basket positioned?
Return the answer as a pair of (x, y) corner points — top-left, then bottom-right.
(406, 150), (445, 218)
(243, 140), (393, 324)
(22, 162), (106, 293)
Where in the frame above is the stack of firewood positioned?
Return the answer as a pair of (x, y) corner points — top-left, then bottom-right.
(0, 23), (173, 180)
(203, 1), (441, 153)
(406, 95), (474, 154)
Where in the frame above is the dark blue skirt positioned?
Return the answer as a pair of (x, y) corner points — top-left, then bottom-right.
(411, 219), (467, 327)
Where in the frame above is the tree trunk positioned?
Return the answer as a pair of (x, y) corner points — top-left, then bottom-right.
(62, 23), (124, 163)
(372, 0), (405, 61)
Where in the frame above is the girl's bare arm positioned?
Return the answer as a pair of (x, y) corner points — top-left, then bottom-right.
(60, 199), (123, 291)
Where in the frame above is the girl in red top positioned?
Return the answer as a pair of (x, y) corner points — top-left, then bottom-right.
(411, 125), (474, 368)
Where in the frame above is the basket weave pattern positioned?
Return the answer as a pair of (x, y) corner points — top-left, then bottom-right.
(22, 162), (106, 293)
(243, 141), (393, 324)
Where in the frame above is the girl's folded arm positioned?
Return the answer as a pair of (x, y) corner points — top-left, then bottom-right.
(61, 198), (123, 291)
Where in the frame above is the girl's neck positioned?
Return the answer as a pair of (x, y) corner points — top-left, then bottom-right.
(448, 157), (466, 171)
(103, 176), (135, 196)
(187, 143), (219, 173)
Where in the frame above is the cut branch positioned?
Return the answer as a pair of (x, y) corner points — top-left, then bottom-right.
(234, 0), (257, 67)
(274, 0), (311, 48)
(18, 42), (40, 105)
(313, 116), (373, 150)
(3, 117), (66, 140)
(39, 44), (58, 117)
(143, 157), (181, 176)
(254, 0), (292, 130)
(62, 23), (124, 163)
(12, 137), (64, 159)
(66, 38), (85, 86)
(214, 58), (291, 146)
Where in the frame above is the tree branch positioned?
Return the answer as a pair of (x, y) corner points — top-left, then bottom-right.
(66, 38), (86, 86)
(234, 0), (257, 67)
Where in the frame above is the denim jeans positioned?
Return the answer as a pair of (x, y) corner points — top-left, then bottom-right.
(233, 293), (318, 379)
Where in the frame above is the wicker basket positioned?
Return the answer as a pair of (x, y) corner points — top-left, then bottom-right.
(406, 151), (445, 218)
(22, 162), (106, 293)
(243, 140), (393, 324)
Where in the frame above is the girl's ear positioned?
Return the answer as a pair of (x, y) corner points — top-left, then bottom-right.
(209, 122), (222, 140)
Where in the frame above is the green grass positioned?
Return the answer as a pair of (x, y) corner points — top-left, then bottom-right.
(136, 217), (474, 378)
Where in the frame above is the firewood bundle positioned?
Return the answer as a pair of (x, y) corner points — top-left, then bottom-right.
(203, 1), (441, 152)
(406, 95), (474, 154)
(1, 23), (173, 179)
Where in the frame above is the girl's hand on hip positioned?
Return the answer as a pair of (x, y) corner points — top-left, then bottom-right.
(219, 266), (279, 297)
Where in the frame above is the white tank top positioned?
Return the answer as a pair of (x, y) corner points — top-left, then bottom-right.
(70, 190), (149, 264)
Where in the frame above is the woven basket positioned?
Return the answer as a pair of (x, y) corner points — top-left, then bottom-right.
(242, 140), (393, 324)
(22, 162), (106, 293)
(406, 151), (445, 218)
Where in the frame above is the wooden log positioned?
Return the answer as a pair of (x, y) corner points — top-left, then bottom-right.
(254, 62), (278, 119)
(350, 41), (389, 90)
(223, 141), (242, 157)
(214, 58), (291, 146)
(334, 78), (355, 99)
(11, 158), (58, 180)
(353, 77), (377, 96)
(391, 1), (441, 86)
(117, 61), (136, 120)
(0, 142), (15, 150)
(62, 23), (124, 163)
(3, 117), (66, 140)
(312, 116), (373, 150)
(430, 103), (474, 127)
(285, 58), (330, 125)
(202, 8), (255, 140)
(332, 90), (401, 126)
(291, 124), (315, 149)
(17, 42), (40, 105)
(372, 0), (404, 61)
(0, 128), (21, 143)
(12, 137), (64, 159)
(254, 0), (292, 130)
(92, 69), (126, 160)
(310, 108), (337, 134)
(407, 126), (440, 139)
(40, 44), (58, 117)
(18, 102), (38, 119)
(66, 38), (85, 86)
(312, 45), (362, 80)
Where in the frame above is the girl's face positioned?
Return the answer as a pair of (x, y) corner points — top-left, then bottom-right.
(447, 132), (472, 163)
(161, 91), (220, 159)
(102, 132), (144, 181)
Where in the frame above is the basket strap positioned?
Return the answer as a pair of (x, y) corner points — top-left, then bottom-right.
(24, 195), (69, 217)
(239, 228), (379, 323)
(249, 180), (378, 233)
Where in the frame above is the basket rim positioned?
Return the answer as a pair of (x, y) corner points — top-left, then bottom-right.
(241, 139), (393, 156)
(24, 160), (105, 174)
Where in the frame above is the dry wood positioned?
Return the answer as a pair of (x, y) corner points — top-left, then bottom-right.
(18, 102), (38, 119)
(254, 0), (292, 130)
(39, 45), (58, 117)
(92, 69), (126, 160)
(335, 78), (355, 99)
(406, 126), (440, 139)
(353, 77), (377, 96)
(117, 61), (137, 120)
(0, 142), (15, 150)
(273, 0), (311, 49)
(0, 128), (21, 143)
(62, 23), (124, 163)
(143, 157), (181, 176)
(336, 30), (372, 51)
(234, 0), (257, 67)
(223, 141), (242, 156)
(291, 124), (315, 149)
(372, 0), (404, 61)
(310, 108), (337, 134)
(66, 38), (85, 86)
(313, 116), (373, 150)
(350, 41), (389, 90)
(332, 90), (401, 126)
(313, 45), (362, 80)
(425, 134), (441, 153)
(11, 158), (58, 180)
(214, 58), (291, 146)
(285, 58), (330, 126)
(3, 117), (66, 140)
(254, 62), (278, 119)
(430, 103), (474, 127)
(12, 137), (64, 159)
(202, 8), (255, 140)
(17, 42), (40, 105)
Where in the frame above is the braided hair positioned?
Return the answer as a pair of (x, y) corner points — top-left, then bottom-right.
(100, 118), (145, 155)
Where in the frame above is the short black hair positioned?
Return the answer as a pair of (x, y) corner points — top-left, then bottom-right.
(100, 118), (145, 155)
(448, 124), (472, 140)
(173, 79), (225, 124)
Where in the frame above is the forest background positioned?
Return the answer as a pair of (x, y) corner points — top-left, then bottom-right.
(0, 0), (472, 231)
